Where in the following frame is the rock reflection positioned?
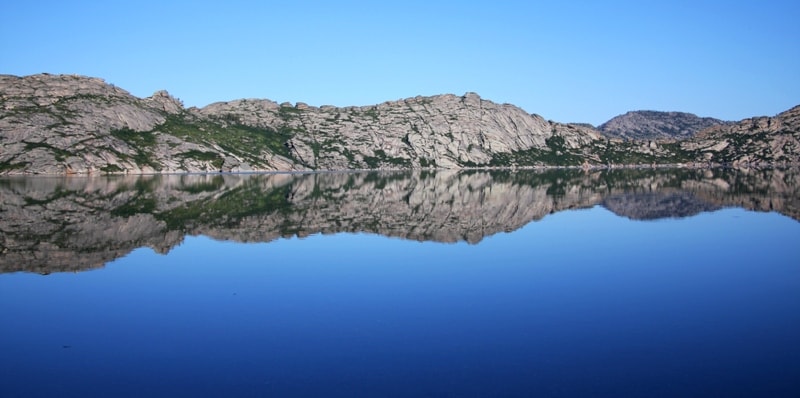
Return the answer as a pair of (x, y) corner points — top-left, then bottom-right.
(1, 168), (798, 274)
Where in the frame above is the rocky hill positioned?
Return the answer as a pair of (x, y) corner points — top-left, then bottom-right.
(680, 105), (800, 167)
(1, 73), (798, 174)
(598, 110), (729, 140)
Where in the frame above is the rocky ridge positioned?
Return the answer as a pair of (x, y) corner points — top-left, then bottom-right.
(1, 73), (799, 174)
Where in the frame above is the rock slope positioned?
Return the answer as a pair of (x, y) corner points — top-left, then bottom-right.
(679, 105), (800, 167)
(1, 73), (798, 174)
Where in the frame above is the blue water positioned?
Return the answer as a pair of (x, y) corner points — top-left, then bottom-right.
(1, 205), (798, 397)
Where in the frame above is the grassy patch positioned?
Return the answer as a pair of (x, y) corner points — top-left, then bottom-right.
(597, 141), (698, 165)
(362, 149), (411, 169)
(100, 164), (124, 174)
(710, 132), (771, 164)
(110, 128), (157, 147)
(178, 150), (225, 170)
(159, 114), (295, 166)
(419, 157), (436, 168)
(110, 196), (157, 217)
(0, 161), (29, 173)
(485, 135), (585, 167)
(109, 127), (162, 170)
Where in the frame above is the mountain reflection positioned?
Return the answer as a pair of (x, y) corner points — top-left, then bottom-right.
(1, 168), (798, 274)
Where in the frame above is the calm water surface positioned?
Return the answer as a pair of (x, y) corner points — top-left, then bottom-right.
(1, 169), (799, 397)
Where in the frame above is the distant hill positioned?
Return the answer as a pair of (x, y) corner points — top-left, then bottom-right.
(598, 110), (729, 140)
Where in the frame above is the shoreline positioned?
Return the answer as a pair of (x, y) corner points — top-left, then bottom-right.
(2, 161), (798, 178)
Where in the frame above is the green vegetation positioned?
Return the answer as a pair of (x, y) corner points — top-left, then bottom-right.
(158, 113), (296, 166)
(312, 138), (355, 165)
(362, 149), (411, 169)
(158, 179), (294, 230)
(100, 164), (124, 174)
(710, 132), (770, 164)
(278, 106), (303, 120)
(110, 195), (157, 217)
(419, 157), (435, 168)
(659, 143), (698, 163)
(178, 150), (225, 170)
(110, 128), (157, 147)
(107, 178), (162, 216)
(362, 108), (379, 121)
(489, 168), (586, 193)
(133, 151), (160, 170)
(0, 161), (29, 173)
(487, 136), (584, 167)
(362, 171), (411, 190)
(598, 143), (656, 165)
(593, 139), (698, 166)
(217, 113), (242, 124)
(109, 127), (161, 170)
(22, 187), (73, 206)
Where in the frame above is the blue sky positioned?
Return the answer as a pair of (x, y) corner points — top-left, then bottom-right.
(2, 1), (798, 125)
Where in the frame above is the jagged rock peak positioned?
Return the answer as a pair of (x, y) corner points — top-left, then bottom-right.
(146, 90), (184, 114)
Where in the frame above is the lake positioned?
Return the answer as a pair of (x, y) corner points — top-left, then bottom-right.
(1, 168), (799, 397)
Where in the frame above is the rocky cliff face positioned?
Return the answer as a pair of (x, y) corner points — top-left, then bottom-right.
(598, 111), (728, 140)
(2, 168), (798, 274)
(2, 73), (798, 174)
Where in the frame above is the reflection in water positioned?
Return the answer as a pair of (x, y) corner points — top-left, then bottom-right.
(1, 168), (799, 274)
(1, 168), (800, 398)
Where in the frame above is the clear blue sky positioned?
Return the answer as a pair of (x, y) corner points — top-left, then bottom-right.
(2, 1), (798, 125)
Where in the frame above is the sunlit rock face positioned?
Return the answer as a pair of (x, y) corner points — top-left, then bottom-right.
(4, 74), (797, 175)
